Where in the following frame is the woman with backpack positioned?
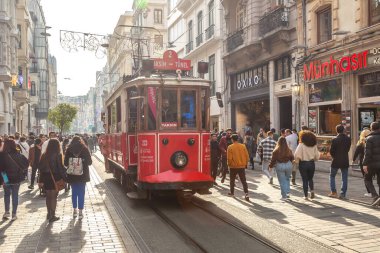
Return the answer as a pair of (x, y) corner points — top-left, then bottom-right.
(64, 136), (92, 219)
(0, 139), (28, 221)
(39, 139), (66, 222)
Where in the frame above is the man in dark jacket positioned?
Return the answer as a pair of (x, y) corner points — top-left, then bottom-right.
(329, 125), (351, 199)
(210, 133), (220, 184)
(363, 121), (380, 206)
(219, 128), (233, 183)
(28, 138), (42, 189)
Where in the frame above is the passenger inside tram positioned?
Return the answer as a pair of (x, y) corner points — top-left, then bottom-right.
(181, 91), (196, 128)
(161, 91), (178, 127)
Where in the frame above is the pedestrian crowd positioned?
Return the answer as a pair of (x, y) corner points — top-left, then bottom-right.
(210, 121), (380, 206)
(0, 131), (100, 223)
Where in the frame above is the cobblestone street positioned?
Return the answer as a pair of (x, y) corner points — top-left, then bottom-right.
(0, 166), (126, 253)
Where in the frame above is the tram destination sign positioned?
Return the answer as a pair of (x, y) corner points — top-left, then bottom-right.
(153, 50), (191, 71)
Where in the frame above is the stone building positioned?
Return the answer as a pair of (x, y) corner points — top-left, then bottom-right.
(296, 0), (380, 164)
(170, 0), (225, 130)
(0, 0), (18, 134)
(221, 0), (298, 135)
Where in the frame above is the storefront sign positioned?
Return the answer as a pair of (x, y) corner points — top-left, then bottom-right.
(236, 76), (261, 90)
(304, 51), (368, 81)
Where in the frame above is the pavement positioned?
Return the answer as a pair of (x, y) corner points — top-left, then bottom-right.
(0, 165), (127, 253)
(198, 163), (380, 253)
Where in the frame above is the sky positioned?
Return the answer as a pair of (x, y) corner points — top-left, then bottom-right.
(41, 0), (133, 96)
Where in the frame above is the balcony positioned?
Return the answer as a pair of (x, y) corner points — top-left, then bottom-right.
(0, 65), (12, 82)
(205, 25), (215, 40)
(186, 41), (193, 54)
(196, 34), (203, 47)
(259, 6), (289, 37)
(12, 87), (29, 106)
(226, 29), (244, 52)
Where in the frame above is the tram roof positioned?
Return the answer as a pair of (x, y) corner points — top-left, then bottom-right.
(105, 75), (211, 104)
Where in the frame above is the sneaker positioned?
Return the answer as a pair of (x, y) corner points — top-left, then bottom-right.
(269, 177), (273, 185)
(11, 215), (17, 221)
(227, 192), (234, 197)
(339, 195), (348, 200)
(2, 212), (10, 220)
(328, 192), (338, 198)
(291, 181), (296, 186)
(49, 216), (60, 223)
(280, 197), (287, 201)
(28, 185), (34, 190)
(213, 181), (218, 186)
(286, 195), (290, 199)
(78, 210), (83, 220)
(371, 197), (380, 206)
(73, 209), (78, 218)
(304, 196), (309, 200)
(244, 193), (249, 201)
(364, 193), (372, 197)
(310, 191), (315, 199)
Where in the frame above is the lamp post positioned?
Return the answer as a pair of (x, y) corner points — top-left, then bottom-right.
(291, 83), (301, 131)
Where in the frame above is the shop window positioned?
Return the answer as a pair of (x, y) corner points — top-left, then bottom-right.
(161, 89), (178, 128)
(369, 0), (380, 26)
(180, 90), (197, 128)
(359, 72), (380, 98)
(319, 104), (342, 135)
(317, 6), (332, 44)
(275, 55), (291, 81)
(154, 9), (163, 24)
(309, 79), (342, 104)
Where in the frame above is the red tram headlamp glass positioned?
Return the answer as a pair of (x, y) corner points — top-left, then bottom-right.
(171, 151), (188, 169)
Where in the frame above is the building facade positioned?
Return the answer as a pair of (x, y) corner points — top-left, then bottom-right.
(221, 0), (298, 135)
(297, 0), (380, 163)
(0, 0), (18, 134)
(172, 0), (225, 130)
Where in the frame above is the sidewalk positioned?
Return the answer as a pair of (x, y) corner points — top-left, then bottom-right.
(202, 165), (380, 253)
(0, 168), (126, 253)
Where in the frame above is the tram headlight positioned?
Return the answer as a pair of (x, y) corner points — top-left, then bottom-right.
(171, 151), (188, 169)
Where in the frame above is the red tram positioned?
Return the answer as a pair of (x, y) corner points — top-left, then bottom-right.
(103, 50), (213, 198)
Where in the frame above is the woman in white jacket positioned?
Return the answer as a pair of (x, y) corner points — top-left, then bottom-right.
(294, 131), (320, 200)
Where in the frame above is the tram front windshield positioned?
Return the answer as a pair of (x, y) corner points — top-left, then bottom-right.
(161, 89), (197, 129)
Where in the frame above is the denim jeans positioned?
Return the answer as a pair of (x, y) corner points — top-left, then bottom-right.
(262, 160), (273, 180)
(330, 167), (348, 196)
(3, 184), (20, 215)
(71, 182), (86, 209)
(275, 161), (293, 198)
(299, 161), (315, 197)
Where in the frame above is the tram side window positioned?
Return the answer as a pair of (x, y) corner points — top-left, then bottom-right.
(147, 87), (157, 130)
(180, 90), (197, 128)
(161, 89), (178, 128)
(111, 102), (117, 133)
(107, 106), (111, 133)
(201, 89), (208, 130)
(128, 99), (138, 132)
(116, 97), (121, 132)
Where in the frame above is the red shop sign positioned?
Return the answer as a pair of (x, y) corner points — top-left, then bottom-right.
(153, 50), (191, 71)
(303, 50), (369, 81)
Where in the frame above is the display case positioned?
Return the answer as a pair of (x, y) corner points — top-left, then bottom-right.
(316, 136), (333, 161)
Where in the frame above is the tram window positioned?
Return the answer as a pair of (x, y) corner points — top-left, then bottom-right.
(161, 89), (178, 128)
(201, 89), (207, 129)
(107, 106), (111, 133)
(180, 90), (197, 128)
(116, 97), (121, 132)
(128, 99), (138, 132)
(147, 87), (157, 130)
(111, 102), (117, 133)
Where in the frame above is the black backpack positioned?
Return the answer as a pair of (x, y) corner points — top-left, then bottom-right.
(7, 153), (28, 182)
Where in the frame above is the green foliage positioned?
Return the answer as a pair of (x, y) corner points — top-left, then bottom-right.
(48, 103), (78, 134)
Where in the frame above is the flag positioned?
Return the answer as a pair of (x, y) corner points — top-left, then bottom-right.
(28, 77), (31, 90)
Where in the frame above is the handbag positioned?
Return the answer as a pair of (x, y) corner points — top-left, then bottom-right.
(66, 149), (84, 176)
(48, 162), (66, 192)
